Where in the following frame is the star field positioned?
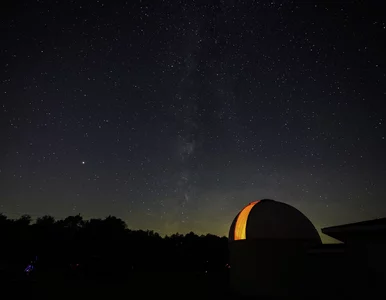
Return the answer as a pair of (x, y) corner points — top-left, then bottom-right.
(1, 0), (386, 242)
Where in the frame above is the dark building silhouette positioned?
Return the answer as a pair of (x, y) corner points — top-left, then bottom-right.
(228, 200), (386, 299)
(319, 218), (386, 297)
(228, 199), (321, 298)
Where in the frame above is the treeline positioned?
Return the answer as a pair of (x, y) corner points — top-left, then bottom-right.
(0, 213), (229, 281)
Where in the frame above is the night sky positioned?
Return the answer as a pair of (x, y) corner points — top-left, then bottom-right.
(1, 0), (385, 242)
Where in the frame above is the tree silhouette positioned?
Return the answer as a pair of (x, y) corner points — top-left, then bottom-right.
(0, 212), (229, 284)
(0, 213), (9, 226)
(61, 214), (84, 229)
(103, 215), (127, 231)
(16, 214), (32, 226)
(35, 215), (55, 226)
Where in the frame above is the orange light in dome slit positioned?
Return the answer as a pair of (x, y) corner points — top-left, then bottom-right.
(234, 200), (260, 240)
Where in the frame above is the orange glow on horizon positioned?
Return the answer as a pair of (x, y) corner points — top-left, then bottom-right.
(234, 200), (260, 240)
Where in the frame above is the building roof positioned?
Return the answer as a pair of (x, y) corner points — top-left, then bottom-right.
(322, 218), (386, 243)
(228, 199), (321, 244)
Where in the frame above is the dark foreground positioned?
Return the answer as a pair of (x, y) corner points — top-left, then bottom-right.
(3, 271), (381, 300)
(3, 271), (246, 299)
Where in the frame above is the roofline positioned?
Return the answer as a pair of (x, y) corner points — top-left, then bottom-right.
(322, 217), (386, 234)
(228, 237), (321, 244)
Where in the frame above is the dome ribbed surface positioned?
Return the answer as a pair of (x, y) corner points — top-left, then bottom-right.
(229, 199), (321, 243)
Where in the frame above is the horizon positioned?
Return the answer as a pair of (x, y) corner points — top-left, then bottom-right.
(1, 1), (385, 246)
(0, 209), (342, 243)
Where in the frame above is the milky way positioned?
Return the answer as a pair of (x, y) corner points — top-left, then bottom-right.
(1, 1), (385, 241)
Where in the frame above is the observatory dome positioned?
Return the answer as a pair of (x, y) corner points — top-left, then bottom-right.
(229, 199), (321, 243)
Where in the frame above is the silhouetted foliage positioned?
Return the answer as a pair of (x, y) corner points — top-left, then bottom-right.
(0, 213), (229, 284)
(35, 215), (55, 226)
(16, 214), (32, 226)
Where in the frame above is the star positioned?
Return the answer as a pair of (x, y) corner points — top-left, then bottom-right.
(1, 1), (385, 242)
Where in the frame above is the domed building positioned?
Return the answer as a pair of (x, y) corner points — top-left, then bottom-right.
(229, 199), (321, 242)
(228, 199), (321, 297)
